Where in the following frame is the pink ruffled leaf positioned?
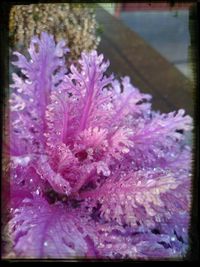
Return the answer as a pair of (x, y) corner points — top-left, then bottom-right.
(81, 169), (189, 228)
(9, 32), (68, 155)
(8, 197), (97, 258)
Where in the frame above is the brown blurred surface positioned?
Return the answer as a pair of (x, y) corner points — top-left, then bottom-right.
(95, 7), (194, 116)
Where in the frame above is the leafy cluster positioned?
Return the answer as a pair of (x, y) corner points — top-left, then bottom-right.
(4, 32), (192, 259)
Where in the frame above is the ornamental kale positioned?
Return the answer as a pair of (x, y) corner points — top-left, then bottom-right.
(4, 32), (192, 259)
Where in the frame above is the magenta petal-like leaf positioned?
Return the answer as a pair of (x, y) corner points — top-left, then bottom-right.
(9, 197), (97, 258)
(9, 32), (68, 155)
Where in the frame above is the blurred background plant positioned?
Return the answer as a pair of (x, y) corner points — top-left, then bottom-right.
(9, 3), (101, 65)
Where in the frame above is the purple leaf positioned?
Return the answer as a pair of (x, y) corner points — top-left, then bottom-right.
(9, 32), (68, 155)
(8, 197), (97, 258)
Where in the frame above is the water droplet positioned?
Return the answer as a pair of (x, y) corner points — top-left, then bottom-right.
(172, 249), (176, 254)
(107, 244), (112, 249)
(44, 241), (48, 247)
(98, 242), (105, 249)
(16, 87), (23, 93)
(171, 236), (176, 241)
(127, 195), (132, 200)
